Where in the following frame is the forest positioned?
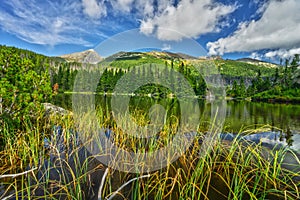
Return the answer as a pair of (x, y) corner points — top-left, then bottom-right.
(51, 50), (300, 102)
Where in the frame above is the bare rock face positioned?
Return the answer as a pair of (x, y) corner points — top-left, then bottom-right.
(60, 49), (103, 64)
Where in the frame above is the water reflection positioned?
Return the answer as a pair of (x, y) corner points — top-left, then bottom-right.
(224, 101), (300, 132)
(53, 94), (300, 149)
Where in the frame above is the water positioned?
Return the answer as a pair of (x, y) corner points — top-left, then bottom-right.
(51, 94), (300, 199)
(53, 94), (300, 149)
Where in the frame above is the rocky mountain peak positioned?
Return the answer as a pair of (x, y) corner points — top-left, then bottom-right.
(60, 49), (103, 64)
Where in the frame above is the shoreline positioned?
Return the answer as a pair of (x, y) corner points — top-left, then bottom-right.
(61, 91), (300, 104)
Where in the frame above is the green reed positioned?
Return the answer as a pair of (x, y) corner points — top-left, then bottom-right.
(0, 110), (299, 200)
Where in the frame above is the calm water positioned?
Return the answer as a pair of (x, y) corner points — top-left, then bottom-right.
(53, 94), (300, 152)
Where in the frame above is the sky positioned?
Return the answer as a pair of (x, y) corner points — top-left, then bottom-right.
(0, 0), (300, 62)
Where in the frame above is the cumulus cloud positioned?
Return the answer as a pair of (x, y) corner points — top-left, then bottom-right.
(110, 0), (156, 17)
(82, 0), (106, 19)
(139, 20), (155, 35)
(111, 0), (135, 13)
(207, 0), (300, 55)
(250, 52), (263, 60)
(265, 48), (300, 59)
(161, 44), (171, 51)
(139, 0), (237, 41)
(0, 0), (239, 47)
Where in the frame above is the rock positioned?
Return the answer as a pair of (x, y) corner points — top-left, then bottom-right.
(60, 49), (103, 64)
(219, 132), (300, 181)
(42, 103), (71, 117)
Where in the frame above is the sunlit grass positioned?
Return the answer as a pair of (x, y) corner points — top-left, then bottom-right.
(0, 110), (299, 200)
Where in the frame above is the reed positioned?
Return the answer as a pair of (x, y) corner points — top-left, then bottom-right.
(0, 110), (299, 200)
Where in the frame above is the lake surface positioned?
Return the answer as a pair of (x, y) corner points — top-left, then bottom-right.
(53, 94), (300, 152)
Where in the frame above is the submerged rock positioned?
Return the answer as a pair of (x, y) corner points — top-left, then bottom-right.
(31, 126), (106, 200)
(219, 131), (300, 181)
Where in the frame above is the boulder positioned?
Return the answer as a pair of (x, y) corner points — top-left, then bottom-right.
(42, 103), (71, 117)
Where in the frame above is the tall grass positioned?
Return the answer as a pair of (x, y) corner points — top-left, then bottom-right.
(0, 110), (299, 200)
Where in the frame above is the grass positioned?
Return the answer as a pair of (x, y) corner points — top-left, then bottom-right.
(0, 109), (300, 200)
(252, 88), (300, 103)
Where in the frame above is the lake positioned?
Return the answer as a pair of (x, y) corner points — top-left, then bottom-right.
(53, 94), (300, 153)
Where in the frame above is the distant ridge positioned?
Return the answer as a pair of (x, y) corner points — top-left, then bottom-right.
(103, 51), (198, 62)
(60, 49), (103, 64)
(59, 48), (280, 70)
(237, 58), (279, 68)
(162, 51), (198, 60)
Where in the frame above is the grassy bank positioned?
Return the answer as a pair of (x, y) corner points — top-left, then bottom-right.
(251, 88), (300, 103)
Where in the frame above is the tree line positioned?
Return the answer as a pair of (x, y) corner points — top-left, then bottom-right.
(227, 54), (300, 101)
(52, 59), (207, 97)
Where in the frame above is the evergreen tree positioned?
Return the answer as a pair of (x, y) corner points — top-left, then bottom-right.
(231, 80), (239, 97)
(57, 65), (63, 87)
(239, 78), (246, 98)
(273, 68), (279, 85)
(290, 54), (299, 72)
(0, 46), (52, 130)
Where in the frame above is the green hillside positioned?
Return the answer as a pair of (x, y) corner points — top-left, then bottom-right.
(214, 59), (276, 77)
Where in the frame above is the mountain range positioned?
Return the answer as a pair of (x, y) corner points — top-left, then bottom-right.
(59, 49), (279, 68)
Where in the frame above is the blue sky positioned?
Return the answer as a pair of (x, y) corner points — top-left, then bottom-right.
(0, 0), (299, 62)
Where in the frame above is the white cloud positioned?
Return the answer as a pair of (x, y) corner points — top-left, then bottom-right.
(111, 0), (155, 18)
(251, 0), (269, 15)
(82, 0), (107, 19)
(139, 0), (237, 41)
(265, 48), (300, 59)
(0, 0), (165, 46)
(250, 52), (262, 60)
(207, 0), (300, 55)
(112, 0), (135, 13)
(142, 0), (155, 17)
(0, 0), (109, 46)
(139, 20), (155, 35)
(0, 0), (243, 48)
(161, 44), (171, 51)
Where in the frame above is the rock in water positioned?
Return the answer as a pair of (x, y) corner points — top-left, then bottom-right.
(219, 131), (300, 181)
(31, 126), (106, 200)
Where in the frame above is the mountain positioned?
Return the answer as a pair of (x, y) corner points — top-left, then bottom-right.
(147, 51), (198, 60)
(60, 49), (103, 64)
(103, 51), (198, 62)
(237, 58), (279, 68)
(103, 51), (142, 62)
